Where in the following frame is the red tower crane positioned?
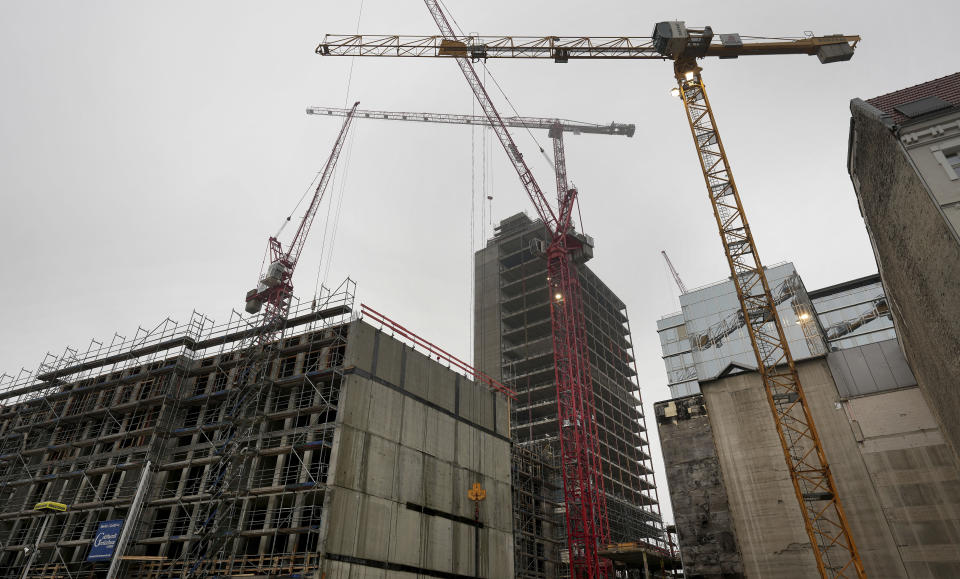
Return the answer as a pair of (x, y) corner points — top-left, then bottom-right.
(398, 3), (615, 577)
(184, 102), (360, 577)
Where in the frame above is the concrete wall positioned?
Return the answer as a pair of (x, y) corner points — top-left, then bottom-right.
(320, 320), (513, 579)
(846, 387), (960, 576)
(474, 244), (502, 383)
(680, 357), (960, 577)
(848, 99), (960, 462)
(655, 395), (745, 578)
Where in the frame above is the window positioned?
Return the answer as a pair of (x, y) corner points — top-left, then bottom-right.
(948, 151), (960, 175)
(932, 141), (960, 181)
(213, 371), (229, 392)
(278, 355), (297, 379)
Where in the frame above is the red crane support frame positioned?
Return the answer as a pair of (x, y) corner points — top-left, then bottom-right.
(423, 2), (611, 576)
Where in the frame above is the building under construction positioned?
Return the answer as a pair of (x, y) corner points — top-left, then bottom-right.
(0, 283), (515, 578)
(475, 213), (668, 577)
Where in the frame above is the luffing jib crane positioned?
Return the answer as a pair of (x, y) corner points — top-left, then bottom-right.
(307, 105), (633, 210)
(661, 250), (688, 294)
(306, 104), (635, 137)
(183, 102), (360, 577)
(318, 12), (866, 579)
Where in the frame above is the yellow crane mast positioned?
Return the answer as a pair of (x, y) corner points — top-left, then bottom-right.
(317, 19), (864, 579)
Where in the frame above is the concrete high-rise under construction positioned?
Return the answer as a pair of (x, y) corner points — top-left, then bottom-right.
(474, 213), (667, 577)
(0, 282), (515, 578)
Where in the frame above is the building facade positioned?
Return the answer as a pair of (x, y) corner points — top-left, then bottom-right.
(475, 213), (665, 577)
(655, 267), (960, 577)
(0, 285), (513, 578)
(847, 72), (960, 462)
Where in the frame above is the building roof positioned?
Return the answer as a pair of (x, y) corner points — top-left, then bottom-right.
(866, 72), (960, 125)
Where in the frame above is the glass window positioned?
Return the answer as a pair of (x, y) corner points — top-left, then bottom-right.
(948, 152), (960, 172)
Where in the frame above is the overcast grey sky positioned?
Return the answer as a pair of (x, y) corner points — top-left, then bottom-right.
(2, 1), (957, 524)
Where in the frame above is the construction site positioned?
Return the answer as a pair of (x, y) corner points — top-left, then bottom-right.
(1, 2), (959, 579)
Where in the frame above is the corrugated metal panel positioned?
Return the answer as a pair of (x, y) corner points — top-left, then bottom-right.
(827, 338), (917, 398)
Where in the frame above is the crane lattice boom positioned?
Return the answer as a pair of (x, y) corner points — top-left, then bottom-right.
(307, 105), (635, 137)
(317, 32), (859, 61)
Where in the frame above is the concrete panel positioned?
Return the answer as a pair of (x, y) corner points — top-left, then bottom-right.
(344, 320), (377, 373)
(456, 420), (480, 473)
(389, 505), (423, 568)
(396, 445), (424, 505)
(452, 520), (473, 576)
(338, 376), (371, 431)
(399, 395), (426, 453)
(402, 342), (457, 412)
(852, 388), (960, 576)
(488, 528), (515, 578)
(365, 382), (402, 442)
(423, 455), (454, 513)
(849, 387), (939, 438)
(489, 437), (511, 483)
(458, 382), (480, 427)
(363, 435), (398, 500)
(331, 426), (364, 491)
(423, 408), (456, 462)
(372, 328), (403, 387)
(452, 466), (475, 521)
(324, 487), (363, 556)
(495, 394), (510, 437)
(426, 515), (454, 572)
(426, 363), (457, 413)
(355, 495), (395, 562)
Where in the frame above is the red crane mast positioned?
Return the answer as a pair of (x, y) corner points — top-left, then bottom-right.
(421, 2), (611, 576)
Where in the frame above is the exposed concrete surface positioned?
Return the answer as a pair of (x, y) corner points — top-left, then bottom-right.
(848, 99), (960, 463)
(700, 359), (906, 578)
(847, 387), (960, 577)
(320, 321), (513, 578)
(655, 395), (745, 578)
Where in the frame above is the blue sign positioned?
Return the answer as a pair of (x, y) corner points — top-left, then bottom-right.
(87, 519), (124, 562)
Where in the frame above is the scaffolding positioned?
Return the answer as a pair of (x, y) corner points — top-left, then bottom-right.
(0, 279), (355, 578)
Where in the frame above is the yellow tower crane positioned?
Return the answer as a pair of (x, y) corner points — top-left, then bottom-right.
(318, 18), (864, 579)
